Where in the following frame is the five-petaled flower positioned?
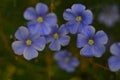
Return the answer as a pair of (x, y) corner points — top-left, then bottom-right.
(54, 50), (79, 72)
(12, 26), (46, 60)
(63, 4), (93, 34)
(24, 3), (57, 35)
(77, 26), (108, 57)
(45, 24), (70, 51)
(108, 42), (120, 72)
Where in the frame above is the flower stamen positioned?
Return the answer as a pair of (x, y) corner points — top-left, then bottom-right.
(53, 33), (59, 39)
(26, 39), (32, 45)
(76, 16), (82, 22)
(37, 17), (43, 22)
(88, 39), (94, 45)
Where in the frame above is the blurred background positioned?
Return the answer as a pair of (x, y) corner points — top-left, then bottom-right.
(0, 0), (120, 80)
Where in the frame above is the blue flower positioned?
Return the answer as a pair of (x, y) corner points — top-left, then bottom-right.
(77, 26), (108, 57)
(98, 4), (119, 27)
(108, 43), (120, 72)
(45, 24), (70, 51)
(63, 4), (93, 34)
(12, 26), (46, 60)
(24, 3), (57, 35)
(54, 50), (79, 72)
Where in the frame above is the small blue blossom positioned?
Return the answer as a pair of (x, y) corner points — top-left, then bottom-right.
(77, 26), (108, 57)
(12, 26), (46, 60)
(54, 50), (79, 72)
(63, 4), (93, 34)
(98, 4), (119, 27)
(108, 43), (120, 72)
(24, 3), (57, 35)
(45, 24), (70, 51)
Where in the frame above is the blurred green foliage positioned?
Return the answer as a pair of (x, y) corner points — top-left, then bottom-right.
(0, 0), (120, 80)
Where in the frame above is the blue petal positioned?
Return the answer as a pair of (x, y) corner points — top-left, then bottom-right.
(108, 56), (120, 72)
(80, 45), (93, 57)
(44, 13), (57, 26)
(23, 47), (38, 60)
(39, 23), (51, 35)
(54, 51), (65, 61)
(77, 34), (87, 48)
(82, 10), (93, 24)
(15, 26), (29, 40)
(49, 40), (61, 51)
(63, 9), (76, 21)
(24, 7), (37, 20)
(92, 44), (105, 57)
(110, 43), (120, 56)
(81, 26), (95, 37)
(12, 41), (25, 55)
(77, 23), (86, 33)
(59, 24), (69, 35)
(27, 21), (39, 34)
(45, 35), (54, 43)
(51, 25), (58, 33)
(71, 4), (86, 15)
(65, 65), (75, 72)
(36, 3), (48, 15)
(59, 36), (70, 46)
(32, 37), (46, 51)
(70, 58), (79, 67)
(95, 30), (108, 44)
(66, 21), (78, 34)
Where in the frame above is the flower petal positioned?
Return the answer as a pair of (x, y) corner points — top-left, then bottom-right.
(77, 23), (86, 33)
(82, 10), (93, 24)
(77, 34), (87, 48)
(32, 37), (46, 51)
(49, 40), (61, 51)
(24, 7), (37, 20)
(59, 24), (69, 35)
(63, 9), (76, 21)
(15, 26), (29, 40)
(71, 4), (86, 14)
(95, 30), (108, 44)
(12, 41), (25, 55)
(70, 58), (79, 67)
(45, 35), (54, 43)
(39, 23), (51, 35)
(92, 44), (105, 57)
(23, 47), (38, 60)
(110, 43), (120, 56)
(108, 56), (120, 72)
(27, 21), (39, 34)
(36, 3), (48, 15)
(66, 21), (78, 34)
(81, 26), (95, 37)
(59, 36), (70, 46)
(44, 13), (57, 26)
(80, 45), (93, 57)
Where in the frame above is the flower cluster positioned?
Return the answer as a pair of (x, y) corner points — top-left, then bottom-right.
(11, 2), (120, 72)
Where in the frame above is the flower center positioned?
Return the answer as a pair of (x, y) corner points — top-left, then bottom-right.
(88, 39), (94, 45)
(53, 33), (59, 39)
(65, 57), (70, 62)
(37, 17), (43, 22)
(76, 16), (82, 22)
(26, 39), (32, 46)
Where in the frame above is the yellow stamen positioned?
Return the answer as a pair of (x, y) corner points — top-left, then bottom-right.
(88, 39), (94, 45)
(76, 16), (82, 22)
(65, 57), (70, 62)
(26, 39), (32, 45)
(53, 33), (59, 39)
(37, 17), (43, 22)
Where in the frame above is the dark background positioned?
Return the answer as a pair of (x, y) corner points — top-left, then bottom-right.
(0, 0), (120, 80)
